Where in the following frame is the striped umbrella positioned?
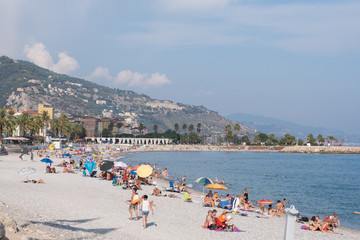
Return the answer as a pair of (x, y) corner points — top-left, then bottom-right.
(195, 177), (213, 185)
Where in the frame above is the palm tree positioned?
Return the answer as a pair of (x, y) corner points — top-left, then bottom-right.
(174, 123), (179, 143)
(0, 108), (16, 141)
(188, 124), (194, 133)
(234, 123), (240, 136)
(225, 124), (231, 133)
(197, 123), (201, 134)
(31, 116), (44, 141)
(17, 113), (30, 136)
(58, 114), (70, 137)
(153, 125), (158, 138)
(182, 124), (187, 133)
(41, 111), (50, 137)
(51, 118), (61, 137)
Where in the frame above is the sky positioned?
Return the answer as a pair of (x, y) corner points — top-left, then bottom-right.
(1, 0), (360, 134)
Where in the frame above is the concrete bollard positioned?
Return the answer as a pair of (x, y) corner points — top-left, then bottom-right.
(284, 205), (299, 240)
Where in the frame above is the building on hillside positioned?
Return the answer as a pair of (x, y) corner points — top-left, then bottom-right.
(38, 104), (54, 119)
(98, 118), (111, 137)
(80, 117), (100, 138)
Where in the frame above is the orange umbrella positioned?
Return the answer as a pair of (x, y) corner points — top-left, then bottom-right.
(205, 183), (227, 190)
(136, 165), (153, 178)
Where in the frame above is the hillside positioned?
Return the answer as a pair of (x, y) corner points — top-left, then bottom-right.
(227, 112), (360, 143)
(0, 56), (252, 134)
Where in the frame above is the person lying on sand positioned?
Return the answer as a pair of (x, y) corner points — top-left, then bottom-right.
(168, 194), (180, 199)
(22, 179), (45, 184)
(63, 167), (74, 173)
(153, 187), (162, 196)
(204, 194), (215, 207)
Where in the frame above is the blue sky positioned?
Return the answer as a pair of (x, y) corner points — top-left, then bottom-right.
(1, 0), (360, 134)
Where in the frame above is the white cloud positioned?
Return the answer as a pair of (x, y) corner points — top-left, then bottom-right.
(87, 66), (112, 82)
(23, 42), (79, 74)
(87, 68), (171, 89)
(115, 70), (171, 89)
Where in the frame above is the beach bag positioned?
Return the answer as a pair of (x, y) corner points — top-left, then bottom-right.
(224, 225), (234, 232)
(131, 195), (140, 205)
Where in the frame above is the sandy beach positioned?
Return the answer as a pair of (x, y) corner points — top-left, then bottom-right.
(1, 152), (359, 240)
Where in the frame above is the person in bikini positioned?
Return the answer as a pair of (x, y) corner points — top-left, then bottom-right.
(204, 194), (215, 207)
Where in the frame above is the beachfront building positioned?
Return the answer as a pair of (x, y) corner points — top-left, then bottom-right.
(80, 117), (100, 138)
(86, 136), (171, 145)
(38, 104), (54, 119)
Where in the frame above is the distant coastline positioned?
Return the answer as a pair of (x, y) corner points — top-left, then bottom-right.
(117, 144), (360, 155)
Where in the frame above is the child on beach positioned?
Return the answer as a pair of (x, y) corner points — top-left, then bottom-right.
(19, 148), (24, 161)
(139, 195), (154, 229)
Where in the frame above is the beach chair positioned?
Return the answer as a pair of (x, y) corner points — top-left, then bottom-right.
(183, 192), (192, 202)
(218, 200), (230, 209)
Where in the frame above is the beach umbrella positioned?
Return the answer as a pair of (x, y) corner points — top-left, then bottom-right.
(195, 177), (213, 185)
(114, 161), (127, 168)
(18, 167), (36, 180)
(130, 170), (137, 175)
(205, 183), (228, 190)
(84, 161), (96, 173)
(136, 164), (153, 178)
(40, 158), (53, 164)
(86, 156), (94, 162)
(257, 200), (273, 205)
(62, 153), (70, 157)
(131, 165), (139, 171)
(100, 161), (114, 171)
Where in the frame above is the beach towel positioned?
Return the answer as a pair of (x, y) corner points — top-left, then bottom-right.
(202, 226), (245, 233)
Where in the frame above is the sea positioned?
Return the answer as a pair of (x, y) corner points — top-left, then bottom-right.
(123, 151), (360, 230)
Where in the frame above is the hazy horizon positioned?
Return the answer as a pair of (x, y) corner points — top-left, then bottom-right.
(1, 0), (359, 135)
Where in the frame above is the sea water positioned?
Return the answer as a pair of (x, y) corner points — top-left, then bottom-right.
(124, 151), (360, 230)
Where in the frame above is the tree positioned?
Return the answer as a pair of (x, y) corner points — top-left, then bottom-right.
(268, 133), (279, 145)
(306, 133), (316, 145)
(240, 135), (250, 145)
(254, 133), (268, 144)
(16, 113), (30, 136)
(297, 139), (304, 145)
(225, 130), (234, 143)
(138, 123), (144, 134)
(174, 123), (179, 143)
(188, 124), (194, 133)
(280, 133), (296, 145)
(197, 123), (201, 134)
(225, 124), (231, 133)
(41, 111), (50, 137)
(317, 134), (325, 145)
(51, 118), (61, 137)
(234, 123), (241, 136)
(0, 108), (16, 141)
(182, 124), (187, 133)
(153, 125), (158, 138)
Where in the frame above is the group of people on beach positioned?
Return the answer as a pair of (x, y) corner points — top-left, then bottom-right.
(309, 214), (340, 233)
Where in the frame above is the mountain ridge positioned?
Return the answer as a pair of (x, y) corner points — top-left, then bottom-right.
(227, 112), (360, 143)
(0, 56), (252, 135)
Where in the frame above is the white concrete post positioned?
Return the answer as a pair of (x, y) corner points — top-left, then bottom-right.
(284, 205), (298, 240)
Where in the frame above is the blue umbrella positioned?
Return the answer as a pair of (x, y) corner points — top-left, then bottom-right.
(84, 161), (96, 173)
(41, 158), (53, 164)
(62, 153), (70, 157)
(130, 170), (137, 175)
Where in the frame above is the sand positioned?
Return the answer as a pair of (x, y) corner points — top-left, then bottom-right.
(0, 152), (359, 240)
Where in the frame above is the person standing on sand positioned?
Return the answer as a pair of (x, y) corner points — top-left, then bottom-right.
(181, 176), (186, 187)
(129, 188), (140, 220)
(30, 150), (34, 161)
(281, 198), (286, 214)
(19, 148), (24, 161)
(139, 195), (154, 229)
(243, 188), (249, 202)
(276, 200), (283, 217)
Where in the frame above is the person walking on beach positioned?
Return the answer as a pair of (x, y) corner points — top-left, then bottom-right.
(129, 188), (140, 220)
(30, 150), (34, 162)
(139, 195), (154, 229)
(19, 148), (24, 161)
(181, 176), (186, 187)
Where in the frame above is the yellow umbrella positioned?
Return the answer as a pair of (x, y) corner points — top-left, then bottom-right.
(205, 183), (228, 190)
(136, 164), (153, 178)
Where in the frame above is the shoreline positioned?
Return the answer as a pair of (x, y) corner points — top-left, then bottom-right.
(111, 144), (360, 155)
(1, 150), (359, 239)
